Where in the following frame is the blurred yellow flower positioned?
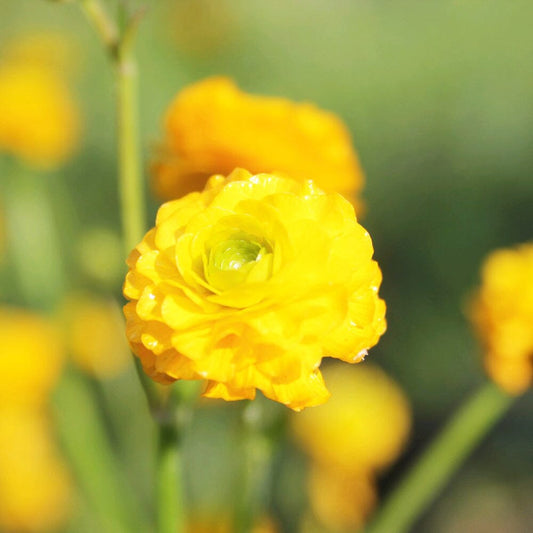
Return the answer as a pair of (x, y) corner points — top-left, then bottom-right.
(61, 292), (132, 379)
(0, 307), (64, 409)
(0, 59), (80, 168)
(291, 363), (411, 472)
(308, 464), (376, 532)
(152, 77), (365, 207)
(469, 243), (533, 394)
(124, 169), (385, 410)
(0, 410), (72, 533)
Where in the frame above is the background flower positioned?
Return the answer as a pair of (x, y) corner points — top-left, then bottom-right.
(124, 169), (385, 410)
(469, 243), (533, 394)
(0, 307), (64, 410)
(291, 363), (411, 474)
(291, 363), (411, 531)
(0, 35), (80, 168)
(152, 77), (365, 207)
(0, 411), (72, 533)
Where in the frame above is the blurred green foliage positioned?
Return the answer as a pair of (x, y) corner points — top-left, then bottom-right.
(1, 1), (532, 531)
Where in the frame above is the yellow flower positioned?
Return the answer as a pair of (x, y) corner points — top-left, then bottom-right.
(469, 243), (533, 394)
(60, 292), (132, 379)
(152, 77), (364, 207)
(124, 169), (385, 410)
(308, 464), (377, 532)
(291, 363), (411, 472)
(0, 58), (80, 168)
(0, 410), (72, 533)
(0, 307), (64, 409)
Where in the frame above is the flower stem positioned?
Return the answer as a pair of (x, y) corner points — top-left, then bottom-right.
(156, 419), (184, 533)
(77, 5), (186, 532)
(235, 401), (275, 533)
(115, 39), (146, 255)
(79, 0), (156, 408)
(364, 380), (514, 533)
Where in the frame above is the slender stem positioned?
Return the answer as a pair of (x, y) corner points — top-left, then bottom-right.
(77, 5), (185, 532)
(365, 381), (515, 533)
(113, 29), (159, 410)
(79, 0), (156, 408)
(79, 0), (119, 53)
(156, 419), (184, 533)
(235, 402), (274, 533)
(115, 42), (146, 255)
(53, 368), (148, 532)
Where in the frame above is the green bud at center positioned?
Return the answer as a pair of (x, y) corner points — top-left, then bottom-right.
(210, 239), (263, 272)
(205, 234), (272, 291)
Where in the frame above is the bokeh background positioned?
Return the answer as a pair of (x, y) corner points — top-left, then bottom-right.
(1, 1), (532, 532)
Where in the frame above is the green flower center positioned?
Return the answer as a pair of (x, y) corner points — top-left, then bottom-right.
(204, 234), (272, 291)
(210, 239), (263, 271)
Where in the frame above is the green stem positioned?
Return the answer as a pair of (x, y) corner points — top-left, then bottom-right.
(77, 5), (185, 532)
(79, 0), (119, 53)
(79, 0), (157, 409)
(115, 41), (146, 255)
(53, 368), (147, 532)
(365, 381), (515, 533)
(156, 418), (184, 533)
(235, 402), (274, 533)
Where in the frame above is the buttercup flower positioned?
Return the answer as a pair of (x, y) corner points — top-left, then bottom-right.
(124, 169), (385, 410)
(469, 243), (533, 394)
(291, 363), (411, 471)
(0, 307), (64, 410)
(0, 55), (80, 167)
(152, 77), (364, 207)
(0, 410), (72, 533)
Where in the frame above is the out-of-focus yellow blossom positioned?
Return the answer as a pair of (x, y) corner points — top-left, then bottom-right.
(60, 292), (131, 378)
(152, 77), (365, 207)
(124, 169), (385, 411)
(0, 307), (64, 409)
(308, 464), (377, 532)
(0, 410), (72, 533)
(0, 56), (80, 168)
(469, 243), (533, 394)
(291, 363), (410, 472)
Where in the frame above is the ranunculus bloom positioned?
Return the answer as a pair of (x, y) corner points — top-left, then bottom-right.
(469, 243), (533, 394)
(291, 363), (411, 472)
(0, 411), (72, 533)
(152, 77), (365, 207)
(0, 307), (64, 410)
(0, 62), (80, 168)
(124, 170), (385, 410)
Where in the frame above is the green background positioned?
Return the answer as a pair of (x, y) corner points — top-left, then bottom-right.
(1, 1), (532, 531)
